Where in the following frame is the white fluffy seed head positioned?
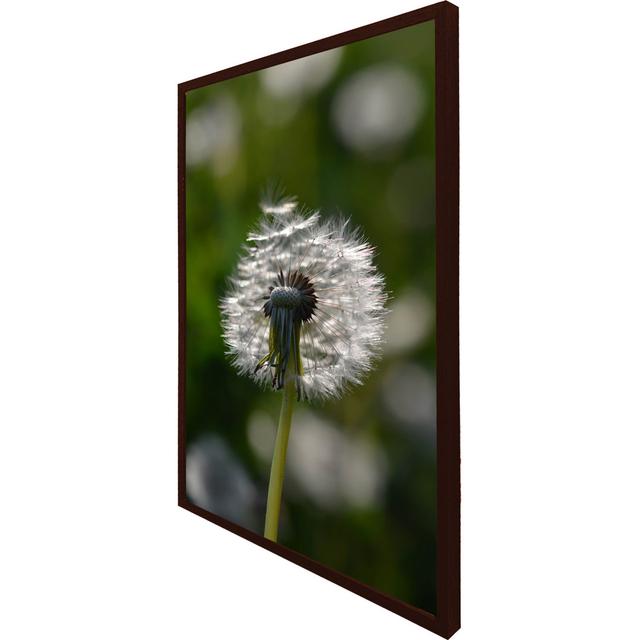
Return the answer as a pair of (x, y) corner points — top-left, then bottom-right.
(220, 195), (388, 401)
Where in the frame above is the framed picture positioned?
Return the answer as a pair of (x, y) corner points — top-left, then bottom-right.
(178, 2), (459, 636)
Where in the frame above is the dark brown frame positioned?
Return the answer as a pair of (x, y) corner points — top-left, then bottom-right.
(177, 2), (459, 636)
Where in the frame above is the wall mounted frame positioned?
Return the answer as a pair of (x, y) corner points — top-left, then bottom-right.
(178, 2), (459, 636)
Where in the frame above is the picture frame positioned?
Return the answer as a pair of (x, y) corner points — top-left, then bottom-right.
(177, 2), (459, 636)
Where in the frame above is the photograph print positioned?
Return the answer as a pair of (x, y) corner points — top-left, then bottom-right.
(178, 3), (459, 636)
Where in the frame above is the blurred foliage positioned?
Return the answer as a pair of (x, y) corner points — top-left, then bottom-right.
(185, 20), (437, 613)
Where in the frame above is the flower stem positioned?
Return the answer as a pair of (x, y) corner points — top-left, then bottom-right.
(264, 370), (296, 542)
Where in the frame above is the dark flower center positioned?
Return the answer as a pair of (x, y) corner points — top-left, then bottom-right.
(270, 286), (301, 309)
(262, 269), (317, 323)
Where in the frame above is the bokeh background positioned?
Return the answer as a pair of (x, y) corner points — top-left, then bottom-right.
(184, 20), (437, 613)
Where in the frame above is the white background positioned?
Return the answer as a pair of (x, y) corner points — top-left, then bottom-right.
(1, 1), (639, 638)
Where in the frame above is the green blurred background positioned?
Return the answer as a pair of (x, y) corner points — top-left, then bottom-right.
(185, 20), (437, 613)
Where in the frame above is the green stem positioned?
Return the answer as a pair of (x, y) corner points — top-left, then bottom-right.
(264, 371), (296, 542)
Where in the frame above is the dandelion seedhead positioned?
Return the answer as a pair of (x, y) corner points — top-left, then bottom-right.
(220, 194), (388, 401)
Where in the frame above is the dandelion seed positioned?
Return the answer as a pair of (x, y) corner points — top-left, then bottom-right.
(220, 194), (388, 402)
(219, 193), (388, 542)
